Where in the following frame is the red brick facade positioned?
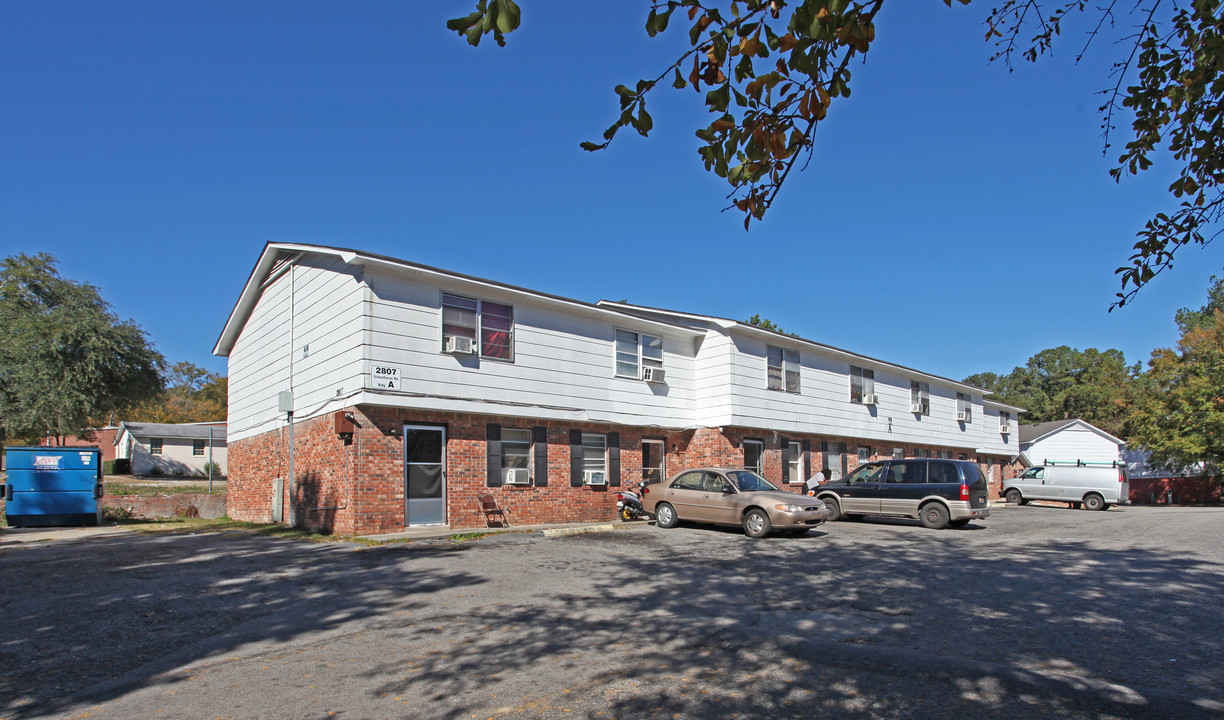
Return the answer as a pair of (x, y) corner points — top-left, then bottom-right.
(228, 404), (1026, 535)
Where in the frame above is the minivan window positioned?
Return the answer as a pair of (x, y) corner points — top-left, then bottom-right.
(928, 461), (960, 484)
(845, 463), (886, 484)
(886, 462), (927, 484)
(960, 463), (982, 484)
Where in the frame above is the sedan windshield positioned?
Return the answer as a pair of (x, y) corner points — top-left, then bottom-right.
(728, 470), (779, 492)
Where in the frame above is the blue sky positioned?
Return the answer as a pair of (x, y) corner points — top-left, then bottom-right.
(2, 1), (1219, 385)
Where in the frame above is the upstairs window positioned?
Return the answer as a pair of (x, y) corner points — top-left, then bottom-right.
(850, 366), (875, 403)
(956, 393), (972, 423)
(910, 381), (930, 415)
(615, 329), (663, 379)
(1000, 411), (1013, 433)
(768, 346), (800, 393)
(442, 293), (514, 361)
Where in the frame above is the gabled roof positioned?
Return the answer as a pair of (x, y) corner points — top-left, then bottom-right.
(1018, 419), (1125, 447)
(117, 422), (228, 442)
(598, 300), (1008, 397)
(213, 242), (703, 357)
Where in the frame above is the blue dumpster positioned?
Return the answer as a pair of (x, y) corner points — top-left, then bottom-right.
(2, 446), (103, 527)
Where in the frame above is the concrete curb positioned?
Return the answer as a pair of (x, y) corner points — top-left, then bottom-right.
(541, 523), (616, 538)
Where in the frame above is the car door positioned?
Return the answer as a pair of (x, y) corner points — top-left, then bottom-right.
(877, 460), (928, 515)
(835, 462), (885, 513)
(693, 471), (740, 525)
(663, 470), (705, 519)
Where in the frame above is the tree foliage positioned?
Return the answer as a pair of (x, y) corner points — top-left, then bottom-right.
(0, 253), (165, 443)
(1127, 274), (1224, 474)
(965, 345), (1137, 437)
(449, 0), (1223, 302)
(127, 361), (227, 424)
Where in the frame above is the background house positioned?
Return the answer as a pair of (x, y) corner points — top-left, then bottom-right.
(215, 243), (1025, 534)
(1018, 419), (1124, 468)
(114, 422), (228, 476)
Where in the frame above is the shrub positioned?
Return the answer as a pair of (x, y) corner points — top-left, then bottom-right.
(112, 458), (131, 474)
(103, 460), (116, 475)
(148, 466), (164, 477)
(202, 461), (226, 480)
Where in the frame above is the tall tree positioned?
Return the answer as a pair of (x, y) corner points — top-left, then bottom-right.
(128, 361), (227, 424)
(449, 1), (1223, 304)
(1129, 276), (1224, 474)
(0, 253), (165, 443)
(965, 346), (1136, 437)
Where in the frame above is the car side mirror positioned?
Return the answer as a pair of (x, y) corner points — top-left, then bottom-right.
(722, 486), (736, 494)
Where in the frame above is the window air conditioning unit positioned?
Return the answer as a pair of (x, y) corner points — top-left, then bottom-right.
(444, 336), (476, 354)
(1000, 424), (1012, 435)
(503, 467), (531, 485)
(910, 403), (925, 413)
(583, 470), (607, 486)
(956, 411), (969, 422)
(641, 366), (666, 383)
(861, 394), (877, 405)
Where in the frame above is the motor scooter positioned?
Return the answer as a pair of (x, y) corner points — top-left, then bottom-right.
(616, 479), (652, 521)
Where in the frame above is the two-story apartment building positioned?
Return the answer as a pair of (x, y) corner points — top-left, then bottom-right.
(214, 243), (1024, 534)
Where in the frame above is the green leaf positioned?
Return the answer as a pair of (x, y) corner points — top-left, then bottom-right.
(706, 84), (731, 112)
(494, 0), (520, 33)
(672, 68), (687, 89)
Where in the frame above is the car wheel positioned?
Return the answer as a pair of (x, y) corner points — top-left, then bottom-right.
(743, 508), (772, 538)
(1083, 493), (1106, 511)
(821, 496), (842, 522)
(1005, 488), (1025, 506)
(948, 518), (970, 528)
(919, 502), (950, 530)
(655, 502), (679, 528)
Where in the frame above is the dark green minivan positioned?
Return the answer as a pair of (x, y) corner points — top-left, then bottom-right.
(814, 459), (992, 529)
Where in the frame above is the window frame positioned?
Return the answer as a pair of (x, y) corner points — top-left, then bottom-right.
(1000, 411), (1012, 432)
(192, 439), (205, 457)
(910, 381), (930, 415)
(767, 346), (800, 393)
(742, 439), (764, 475)
(501, 427), (532, 473)
(150, 438), (163, 456)
(787, 441), (803, 485)
(956, 392), (973, 423)
(849, 366), (875, 403)
(581, 433), (607, 475)
(642, 438), (666, 484)
(614, 329), (663, 379)
(441, 292), (515, 362)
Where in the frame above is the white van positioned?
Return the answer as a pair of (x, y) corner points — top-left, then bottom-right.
(1002, 462), (1129, 511)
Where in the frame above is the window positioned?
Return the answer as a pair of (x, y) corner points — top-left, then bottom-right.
(193, 440), (205, 457)
(910, 381), (930, 415)
(768, 346), (800, 393)
(858, 446), (870, 462)
(502, 428), (531, 470)
(582, 433), (607, 474)
(1021, 467), (1044, 480)
(914, 448), (931, 459)
(892, 447), (904, 460)
(150, 439), (163, 455)
(886, 461), (927, 484)
(787, 441), (803, 484)
(850, 366), (875, 403)
(671, 470), (704, 490)
(1000, 411), (1012, 432)
(742, 439), (764, 474)
(442, 293), (514, 361)
(615, 329), (663, 379)
(929, 461), (960, 484)
(642, 439), (665, 484)
(956, 392), (972, 422)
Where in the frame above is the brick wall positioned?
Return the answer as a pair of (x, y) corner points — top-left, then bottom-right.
(228, 407), (1024, 535)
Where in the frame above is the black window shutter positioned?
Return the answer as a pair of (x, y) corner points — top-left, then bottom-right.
(609, 432), (620, 487)
(533, 426), (548, 487)
(802, 439), (811, 480)
(821, 440), (829, 471)
(841, 451), (849, 477)
(486, 424), (502, 487)
(781, 438), (790, 484)
(570, 429), (584, 487)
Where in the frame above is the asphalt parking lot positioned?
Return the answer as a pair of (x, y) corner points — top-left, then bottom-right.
(2, 504), (1222, 720)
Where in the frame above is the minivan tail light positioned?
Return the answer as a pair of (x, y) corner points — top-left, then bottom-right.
(960, 483), (969, 501)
